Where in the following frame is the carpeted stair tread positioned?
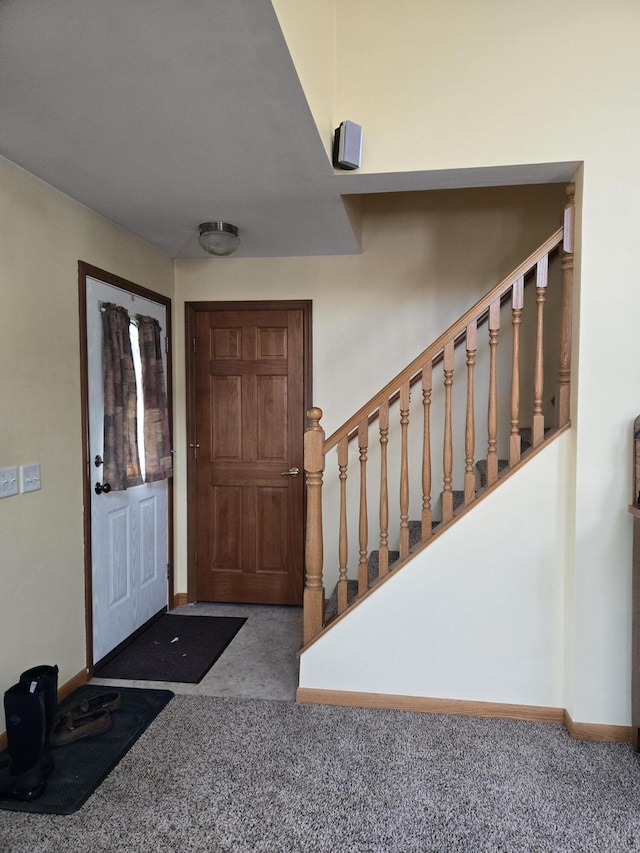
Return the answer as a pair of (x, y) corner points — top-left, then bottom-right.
(325, 543), (404, 620)
(520, 428), (533, 450)
(326, 505), (465, 618)
(438, 489), (465, 511)
(324, 579), (359, 621)
(475, 429), (555, 487)
(519, 426), (553, 450)
(325, 558), (383, 620)
(409, 519), (422, 548)
(476, 458), (509, 488)
(367, 549), (400, 577)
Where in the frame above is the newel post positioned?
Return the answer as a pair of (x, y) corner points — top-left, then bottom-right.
(303, 407), (325, 644)
(556, 182), (575, 427)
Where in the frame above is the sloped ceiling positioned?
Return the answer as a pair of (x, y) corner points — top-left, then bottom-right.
(0, 0), (578, 259)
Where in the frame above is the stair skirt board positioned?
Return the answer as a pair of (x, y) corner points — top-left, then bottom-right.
(295, 688), (632, 745)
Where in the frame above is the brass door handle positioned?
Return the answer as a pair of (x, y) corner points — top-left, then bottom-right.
(280, 467), (299, 476)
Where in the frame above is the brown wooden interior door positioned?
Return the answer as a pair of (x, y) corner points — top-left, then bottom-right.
(194, 307), (305, 604)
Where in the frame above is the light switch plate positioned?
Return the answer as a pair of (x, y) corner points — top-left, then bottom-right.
(0, 466), (19, 498)
(20, 463), (41, 493)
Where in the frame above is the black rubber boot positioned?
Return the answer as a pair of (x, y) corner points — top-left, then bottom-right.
(19, 664), (58, 776)
(0, 681), (47, 801)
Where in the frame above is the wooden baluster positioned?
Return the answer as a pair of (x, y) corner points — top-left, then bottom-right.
(337, 436), (348, 613)
(556, 182), (575, 428)
(358, 420), (369, 596)
(486, 299), (500, 486)
(399, 380), (410, 558)
(510, 277), (524, 466)
(533, 253), (549, 447)
(464, 321), (477, 505)
(303, 407), (325, 644)
(422, 362), (433, 540)
(442, 341), (455, 523)
(378, 400), (390, 577)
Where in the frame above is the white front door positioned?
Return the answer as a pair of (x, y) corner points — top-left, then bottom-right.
(86, 276), (169, 663)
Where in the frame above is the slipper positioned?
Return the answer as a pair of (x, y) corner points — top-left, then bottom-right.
(59, 690), (121, 721)
(50, 709), (112, 747)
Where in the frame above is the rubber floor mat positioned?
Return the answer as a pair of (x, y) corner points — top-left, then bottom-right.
(0, 684), (173, 814)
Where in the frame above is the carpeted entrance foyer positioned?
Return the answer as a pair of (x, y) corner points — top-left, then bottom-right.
(2, 604), (639, 851)
(2, 694), (640, 852)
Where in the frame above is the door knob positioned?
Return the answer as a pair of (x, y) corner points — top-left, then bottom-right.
(95, 482), (111, 494)
(280, 467), (299, 477)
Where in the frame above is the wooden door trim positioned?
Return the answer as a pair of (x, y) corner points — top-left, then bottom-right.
(78, 261), (174, 676)
(184, 300), (312, 602)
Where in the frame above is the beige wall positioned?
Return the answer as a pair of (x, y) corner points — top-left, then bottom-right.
(333, 0), (633, 175)
(0, 156), (173, 698)
(279, 0), (640, 724)
(272, 0), (336, 162)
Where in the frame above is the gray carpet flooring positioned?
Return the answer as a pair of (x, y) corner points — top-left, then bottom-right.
(2, 695), (640, 852)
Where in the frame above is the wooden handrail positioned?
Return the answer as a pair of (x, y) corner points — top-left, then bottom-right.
(326, 227), (563, 454)
(343, 256), (557, 445)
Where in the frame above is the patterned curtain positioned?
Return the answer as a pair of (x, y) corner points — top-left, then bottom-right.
(137, 314), (173, 482)
(102, 303), (142, 490)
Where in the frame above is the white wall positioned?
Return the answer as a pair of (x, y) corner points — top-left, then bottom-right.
(300, 431), (571, 709)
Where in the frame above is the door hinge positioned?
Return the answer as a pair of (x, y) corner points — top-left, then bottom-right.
(192, 337), (197, 353)
(167, 563), (170, 579)
(165, 336), (169, 355)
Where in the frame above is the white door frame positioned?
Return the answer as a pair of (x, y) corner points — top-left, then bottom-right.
(78, 261), (173, 672)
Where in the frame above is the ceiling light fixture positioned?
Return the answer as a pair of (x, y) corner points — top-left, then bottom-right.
(198, 221), (240, 256)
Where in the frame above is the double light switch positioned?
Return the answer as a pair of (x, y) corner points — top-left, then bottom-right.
(0, 463), (41, 498)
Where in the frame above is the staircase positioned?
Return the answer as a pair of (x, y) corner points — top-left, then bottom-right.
(323, 426), (547, 621)
(301, 185), (575, 647)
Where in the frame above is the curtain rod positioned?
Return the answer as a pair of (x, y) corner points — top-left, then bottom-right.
(99, 302), (139, 326)
(100, 302), (164, 332)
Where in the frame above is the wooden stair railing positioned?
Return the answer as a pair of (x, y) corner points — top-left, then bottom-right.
(302, 186), (575, 645)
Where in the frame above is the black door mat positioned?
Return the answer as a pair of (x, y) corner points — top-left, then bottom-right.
(0, 684), (173, 815)
(94, 614), (247, 683)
